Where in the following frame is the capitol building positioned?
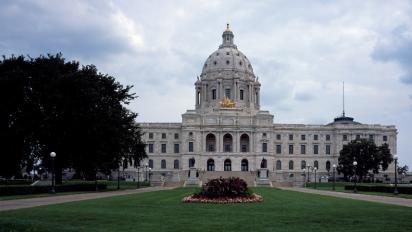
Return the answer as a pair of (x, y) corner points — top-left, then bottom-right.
(124, 25), (397, 186)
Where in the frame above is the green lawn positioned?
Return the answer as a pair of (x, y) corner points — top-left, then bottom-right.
(1, 188), (411, 232)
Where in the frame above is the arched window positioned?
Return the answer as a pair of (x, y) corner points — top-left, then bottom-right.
(223, 133), (233, 152)
(174, 160), (179, 169)
(260, 158), (267, 168)
(224, 159), (232, 171)
(326, 161), (331, 172)
(314, 160), (319, 169)
(149, 159), (153, 169)
(161, 159), (166, 169)
(206, 133), (216, 152)
(189, 158), (195, 168)
(276, 160), (281, 170)
(289, 160), (294, 170)
(301, 160), (306, 170)
(240, 134), (249, 152)
(241, 159), (248, 171)
(207, 159), (215, 171)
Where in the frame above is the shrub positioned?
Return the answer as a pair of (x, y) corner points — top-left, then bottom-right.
(344, 185), (412, 194)
(0, 183), (107, 196)
(197, 177), (250, 198)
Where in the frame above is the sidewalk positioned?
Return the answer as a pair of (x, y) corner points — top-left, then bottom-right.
(0, 186), (173, 212)
(280, 187), (412, 208)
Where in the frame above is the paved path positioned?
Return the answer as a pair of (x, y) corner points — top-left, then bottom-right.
(280, 187), (412, 208)
(0, 187), (174, 212)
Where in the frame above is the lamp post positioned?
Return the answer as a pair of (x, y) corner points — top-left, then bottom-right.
(314, 167), (317, 189)
(332, 164), (337, 191)
(148, 167), (152, 185)
(137, 166), (140, 188)
(145, 163), (148, 182)
(117, 158), (122, 190)
(394, 155), (399, 195)
(50, 152), (56, 194)
(353, 161), (358, 193)
(302, 168), (306, 187)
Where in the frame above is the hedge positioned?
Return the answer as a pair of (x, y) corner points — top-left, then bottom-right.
(0, 183), (107, 196)
(344, 185), (412, 194)
(0, 179), (33, 185)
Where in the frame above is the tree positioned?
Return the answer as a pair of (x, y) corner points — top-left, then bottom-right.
(337, 139), (393, 181)
(398, 165), (409, 176)
(0, 54), (147, 181)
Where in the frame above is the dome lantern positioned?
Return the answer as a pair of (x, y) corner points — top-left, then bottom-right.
(220, 23), (236, 49)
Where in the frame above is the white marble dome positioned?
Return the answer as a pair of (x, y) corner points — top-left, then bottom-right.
(201, 25), (254, 76)
(201, 47), (254, 75)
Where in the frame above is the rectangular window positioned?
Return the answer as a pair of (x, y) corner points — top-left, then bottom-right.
(289, 145), (294, 154)
(174, 133), (179, 139)
(326, 134), (330, 141)
(369, 134), (374, 141)
(241, 144), (247, 152)
(343, 134), (348, 141)
(356, 134), (361, 140)
(314, 134), (318, 140)
(301, 135), (306, 140)
(174, 144), (179, 153)
(262, 143), (268, 152)
(149, 133), (153, 139)
(188, 142), (193, 152)
(313, 144), (318, 154)
(301, 144), (306, 154)
(240, 89), (244, 100)
(276, 134), (281, 140)
(148, 144), (154, 153)
(383, 135), (388, 142)
(162, 133), (166, 139)
(289, 134), (293, 141)
(225, 88), (231, 99)
(212, 89), (216, 100)
(224, 144), (232, 152)
(276, 145), (281, 154)
(326, 144), (331, 155)
(161, 144), (166, 153)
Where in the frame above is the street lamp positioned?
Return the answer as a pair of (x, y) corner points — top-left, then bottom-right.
(394, 155), (399, 195)
(302, 168), (306, 187)
(353, 161), (358, 193)
(314, 167), (318, 189)
(145, 163), (149, 182)
(148, 167), (152, 185)
(137, 166), (141, 188)
(50, 152), (56, 194)
(332, 164), (337, 191)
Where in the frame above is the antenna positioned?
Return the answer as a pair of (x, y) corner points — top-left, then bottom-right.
(342, 81), (345, 117)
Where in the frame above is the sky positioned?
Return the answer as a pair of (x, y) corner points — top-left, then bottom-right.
(1, 0), (411, 168)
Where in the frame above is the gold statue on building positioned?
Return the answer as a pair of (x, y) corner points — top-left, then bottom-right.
(219, 97), (236, 108)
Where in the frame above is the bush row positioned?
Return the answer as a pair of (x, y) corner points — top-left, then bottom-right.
(0, 179), (33, 185)
(196, 177), (251, 198)
(0, 183), (107, 196)
(344, 185), (412, 194)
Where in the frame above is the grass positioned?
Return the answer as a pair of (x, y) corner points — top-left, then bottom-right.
(0, 180), (149, 201)
(0, 188), (411, 232)
(306, 182), (412, 199)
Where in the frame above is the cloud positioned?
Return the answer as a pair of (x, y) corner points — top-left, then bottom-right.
(371, 25), (412, 84)
(294, 92), (315, 101)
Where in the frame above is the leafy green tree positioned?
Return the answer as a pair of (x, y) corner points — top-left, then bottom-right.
(0, 54), (146, 181)
(337, 139), (393, 181)
(398, 165), (409, 176)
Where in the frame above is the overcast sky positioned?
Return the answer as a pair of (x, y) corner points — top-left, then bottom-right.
(1, 0), (411, 168)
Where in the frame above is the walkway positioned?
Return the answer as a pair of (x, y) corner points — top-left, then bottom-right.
(0, 186), (173, 212)
(280, 187), (412, 208)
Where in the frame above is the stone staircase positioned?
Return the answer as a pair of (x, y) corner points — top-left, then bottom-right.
(199, 171), (257, 186)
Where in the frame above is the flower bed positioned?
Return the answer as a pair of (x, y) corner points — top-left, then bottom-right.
(182, 193), (263, 204)
(183, 177), (263, 204)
